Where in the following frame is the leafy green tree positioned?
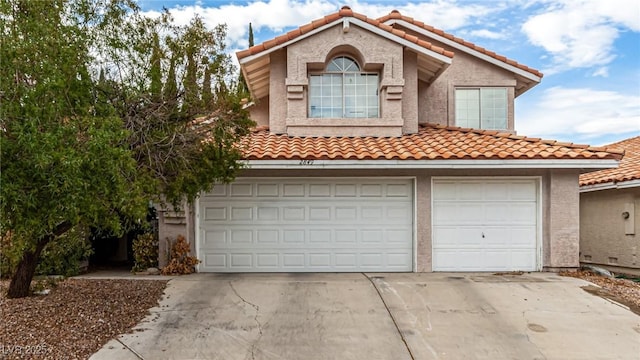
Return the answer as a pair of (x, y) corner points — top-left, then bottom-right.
(0, 0), (253, 298)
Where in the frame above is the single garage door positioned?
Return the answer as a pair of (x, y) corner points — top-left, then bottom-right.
(432, 178), (539, 271)
(198, 178), (414, 272)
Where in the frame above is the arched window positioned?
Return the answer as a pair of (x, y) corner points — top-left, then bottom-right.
(309, 56), (379, 118)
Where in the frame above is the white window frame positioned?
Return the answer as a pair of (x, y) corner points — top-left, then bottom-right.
(455, 87), (508, 130)
(309, 56), (379, 118)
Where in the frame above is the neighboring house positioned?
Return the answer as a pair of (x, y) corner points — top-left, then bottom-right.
(158, 7), (622, 273)
(579, 136), (639, 275)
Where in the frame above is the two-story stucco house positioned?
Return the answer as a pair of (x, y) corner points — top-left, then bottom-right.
(158, 7), (622, 273)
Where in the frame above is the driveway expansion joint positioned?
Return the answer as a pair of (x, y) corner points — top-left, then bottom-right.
(229, 281), (263, 360)
(116, 339), (144, 360)
(363, 273), (415, 360)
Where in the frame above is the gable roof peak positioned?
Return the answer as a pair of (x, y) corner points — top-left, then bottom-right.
(389, 9), (402, 18)
(339, 5), (353, 15)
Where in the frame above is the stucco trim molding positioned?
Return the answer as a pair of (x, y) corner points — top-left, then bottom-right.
(245, 159), (620, 170)
(580, 179), (640, 193)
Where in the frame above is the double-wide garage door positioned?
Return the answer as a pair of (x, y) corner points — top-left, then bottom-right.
(198, 178), (414, 272)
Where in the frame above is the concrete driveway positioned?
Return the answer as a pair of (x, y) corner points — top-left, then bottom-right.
(91, 273), (640, 360)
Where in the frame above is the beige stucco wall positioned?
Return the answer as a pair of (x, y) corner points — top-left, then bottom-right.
(580, 187), (640, 274)
(269, 50), (287, 134)
(262, 24), (411, 137)
(248, 95), (269, 128)
(161, 169), (581, 272)
(545, 170), (581, 269)
(157, 204), (196, 268)
(419, 49), (516, 130)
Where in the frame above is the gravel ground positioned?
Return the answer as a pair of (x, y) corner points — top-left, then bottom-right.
(561, 270), (640, 315)
(0, 278), (167, 360)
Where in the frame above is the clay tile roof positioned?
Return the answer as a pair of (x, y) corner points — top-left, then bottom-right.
(377, 11), (542, 78)
(240, 124), (623, 162)
(236, 6), (453, 60)
(579, 136), (639, 186)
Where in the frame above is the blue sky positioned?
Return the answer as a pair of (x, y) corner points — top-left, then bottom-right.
(137, 0), (640, 146)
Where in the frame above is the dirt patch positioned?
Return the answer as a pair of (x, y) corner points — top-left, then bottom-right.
(561, 271), (640, 316)
(0, 278), (167, 359)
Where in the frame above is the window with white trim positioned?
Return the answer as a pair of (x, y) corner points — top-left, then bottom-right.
(455, 88), (507, 130)
(309, 56), (379, 118)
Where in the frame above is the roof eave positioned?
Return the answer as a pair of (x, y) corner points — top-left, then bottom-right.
(383, 18), (542, 92)
(244, 158), (620, 170)
(580, 179), (640, 192)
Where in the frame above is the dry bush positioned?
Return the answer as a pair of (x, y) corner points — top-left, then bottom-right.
(161, 235), (200, 275)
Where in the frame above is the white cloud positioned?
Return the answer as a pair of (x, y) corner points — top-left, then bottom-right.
(522, 0), (640, 73)
(517, 86), (640, 143)
(142, 0), (498, 50)
(468, 29), (506, 40)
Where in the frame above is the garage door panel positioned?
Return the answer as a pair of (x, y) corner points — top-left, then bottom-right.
(483, 251), (511, 270)
(204, 253), (226, 268)
(309, 253), (331, 267)
(309, 229), (331, 243)
(388, 253), (412, 267)
(203, 207), (227, 221)
(199, 178), (413, 272)
(257, 183), (279, 196)
(231, 230), (252, 244)
(230, 253), (252, 267)
(309, 183), (331, 196)
(283, 253), (305, 267)
(433, 179), (539, 272)
(230, 183), (252, 196)
(283, 184), (305, 197)
(385, 229), (412, 243)
(387, 206), (411, 219)
(202, 230), (226, 248)
(257, 207), (278, 221)
(510, 250), (537, 268)
(484, 183), (509, 200)
(509, 203), (537, 223)
(433, 203), (458, 223)
(256, 253), (279, 267)
(309, 207), (331, 220)
(336, 230), (358, 243)
(361, 184), (383, 197)
(335, 207), (357, 220)
(387, 183), (411, 196)
(257, 230), (279, 244)
(509, 182), (537, 200)
(434, 204), (485, 224)
(510, 227), (537, 246)
(361, 230), (383, 243)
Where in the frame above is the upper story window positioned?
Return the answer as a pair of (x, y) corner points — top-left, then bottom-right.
(455, 88), (507, 130)
(309, 56), (379, 118)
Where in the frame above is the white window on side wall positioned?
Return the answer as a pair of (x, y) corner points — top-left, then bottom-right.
(309, 56), (379, 118)
(455, 88), (507, 130)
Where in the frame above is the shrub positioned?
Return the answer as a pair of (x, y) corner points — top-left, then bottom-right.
(132, 233), (158, 272)
(1, 227), (92, 278)
(161, 235), (200, 275)
(36, 227), (93, 277)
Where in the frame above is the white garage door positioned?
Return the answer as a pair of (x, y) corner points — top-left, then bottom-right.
(432, 178), (539, 271)
(198, 178), (414, 272)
